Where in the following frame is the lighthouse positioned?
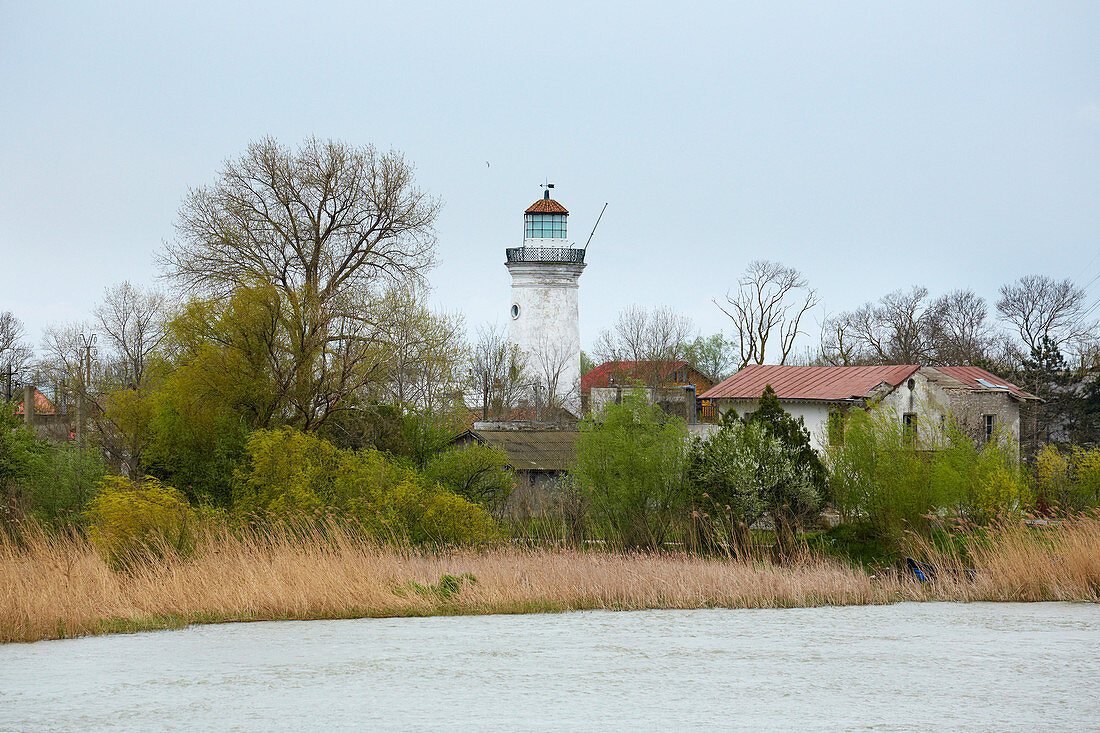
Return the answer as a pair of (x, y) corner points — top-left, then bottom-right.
(506, 185), (586, 418)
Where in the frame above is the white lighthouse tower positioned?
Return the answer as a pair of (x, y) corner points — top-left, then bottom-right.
(506, 185), (586, 418)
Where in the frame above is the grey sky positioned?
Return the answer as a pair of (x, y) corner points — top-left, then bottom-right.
(2, 1), (1097, 357)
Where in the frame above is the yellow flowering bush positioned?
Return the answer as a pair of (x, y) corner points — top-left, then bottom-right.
(86, 476), (196, 562)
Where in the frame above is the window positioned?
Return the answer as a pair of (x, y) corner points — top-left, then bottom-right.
(524, 213), (567, 239)
(984, 414), (995, 443)
(903, 413), (918, 442)
(510, 303), (520, 319)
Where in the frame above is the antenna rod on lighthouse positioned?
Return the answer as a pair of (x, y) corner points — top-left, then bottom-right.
(583, 203), (608, 252)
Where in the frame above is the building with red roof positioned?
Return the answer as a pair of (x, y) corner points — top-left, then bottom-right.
(699, 364), (1039, 453)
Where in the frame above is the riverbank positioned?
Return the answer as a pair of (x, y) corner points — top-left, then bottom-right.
(3, 516), (1098, 643)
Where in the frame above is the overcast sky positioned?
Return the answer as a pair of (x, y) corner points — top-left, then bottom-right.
(2, 1), (1097, 357)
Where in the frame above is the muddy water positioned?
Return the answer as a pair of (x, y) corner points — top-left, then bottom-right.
(2, 602), (1098, 731)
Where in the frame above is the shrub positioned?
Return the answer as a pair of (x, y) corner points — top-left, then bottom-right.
(689, 419), (821, 556)
(574, 390), (689, 549)
(233, 427), (498, 545)
(21, 442), (106, 528)
(86, 476), (196, 562)
(1074, 448), (1100, 507)
(1, 406), (105, 528)
(1033, 445), (1100, 513)
(423, 444), (514, 515)
(929, 422), (1029, 523)
(826, 407), (1029, 541)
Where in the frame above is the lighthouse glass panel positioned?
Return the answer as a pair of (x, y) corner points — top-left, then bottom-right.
(524, 213), (567, 239)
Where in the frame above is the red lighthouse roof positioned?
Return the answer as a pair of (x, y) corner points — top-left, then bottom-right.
(525, 198), (568, 214)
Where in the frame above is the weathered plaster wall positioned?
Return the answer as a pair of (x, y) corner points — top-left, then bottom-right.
(944, 391), (1021, 447)
(507, 260), (585, 417)
(715, 398), (833, 452)
(879, 372), (952, 429)
(589, 386), (696, 423)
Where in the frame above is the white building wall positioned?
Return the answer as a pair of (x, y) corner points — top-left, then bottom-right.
(506, 260), (585, 417)
(715, 399), (834, 452)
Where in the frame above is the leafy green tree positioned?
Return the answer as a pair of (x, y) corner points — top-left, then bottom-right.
(689, 413), (822, 557)
(423, 444), (514, 515)
(681, 333), (736, 382)
(573, 390), (689, 549)
(746, 385), (828, 508)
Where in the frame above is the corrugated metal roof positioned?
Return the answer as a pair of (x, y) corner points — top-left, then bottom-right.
(525, 198), (569, 214)
(930, 366), (1038, 400)
(456, 429), (577, 472)
(581, 360), (690, 392)
(699, 364), (920, 401)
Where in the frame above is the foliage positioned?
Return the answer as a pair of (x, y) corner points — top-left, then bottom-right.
(21, 442), (107, 528)
(232, 428), (498, 544)
(0, 404), (44, 497)
(399, 410), (467, 469)
(423, 444), (515, 515)
(573, 390), (689, 548)
(1033, 445), (1100, 512)
(928, 422), (1029, 523)
(85, 475), (196, 563)
(827, 407), (1031, 542)
(142, 354), (251, 505)
(680, 333), (736, 382)
(392, 572), (478, 601)
(688, 415), (822, 556)
(745, 385), (828, 507)
(1, 407), (105, 527)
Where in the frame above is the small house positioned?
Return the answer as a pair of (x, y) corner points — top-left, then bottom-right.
(698, 364), (1040, 453)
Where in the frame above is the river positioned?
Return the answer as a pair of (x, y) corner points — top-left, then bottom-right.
(2, 602), (1098, 731)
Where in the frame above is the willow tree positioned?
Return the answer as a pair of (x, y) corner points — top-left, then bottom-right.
(160, 137), (440, 429)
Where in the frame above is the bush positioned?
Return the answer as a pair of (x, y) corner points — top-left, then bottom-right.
(826, 407), (1030, 542)
(688, 418), (821, 555)
(86, 475), (196, 562)
(574, 390), (689, 549)
(1, 407), (105, 528)
(423, 444), (514, 515)
(1033, 445), (1100, 512)
(929, 422), (1029, 523)
(21, 442), (106, 528)
(233, 428), (498, 545)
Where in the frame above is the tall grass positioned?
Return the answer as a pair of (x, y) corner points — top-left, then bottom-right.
(3, 515), (1099, 644)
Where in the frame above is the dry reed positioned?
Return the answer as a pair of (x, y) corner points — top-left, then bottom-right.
(3, 515), (1098, 644)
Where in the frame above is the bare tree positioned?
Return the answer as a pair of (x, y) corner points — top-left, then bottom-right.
(716, 260), (817, 369)
(592, 305), (694, 385)
(930, 289), (995, 365)
(530, 331), (579, 419)
(160, 137), (441, 429)
(0, 312), (32, 394)
(376, 283), (467, 414)
(94, 282), (169, 389)
(818, 313), (865, 366)
(997, 275), (1097, 357)
(469, 324), (529, 420)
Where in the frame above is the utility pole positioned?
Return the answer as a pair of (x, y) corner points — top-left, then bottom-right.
(76, 333), (97, 447)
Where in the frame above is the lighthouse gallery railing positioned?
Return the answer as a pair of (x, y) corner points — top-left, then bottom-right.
(505, 247), (586, 263)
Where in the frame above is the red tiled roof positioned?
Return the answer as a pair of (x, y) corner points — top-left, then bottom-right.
(525, 198), (569, 214)
(699, 364), (920, 401)
(930, 366), (1038, 400)
(14, 388), (58, 415)
(581, 360), (688, 392)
